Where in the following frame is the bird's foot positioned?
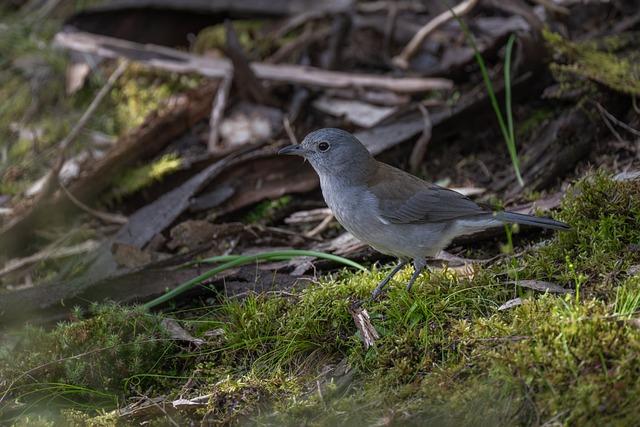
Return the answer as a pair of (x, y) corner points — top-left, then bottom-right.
(405, 261), (427, 292)
(370, 259), (408, 301)
(370, 286), (384, 302)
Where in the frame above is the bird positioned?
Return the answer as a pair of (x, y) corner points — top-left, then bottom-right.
(279, 128), (569, 299)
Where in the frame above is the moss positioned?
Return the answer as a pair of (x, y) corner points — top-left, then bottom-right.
(517, 172), (640, 296)
(106, 153), (182, 200)
(0, 304), (179, 417)
(4, 173), (640, 425)
(101, 66), (201, 136)
(193, 20), (270, 58)
(544, 30), (640, 95)
(453, 296), (640, 425)
(243, 195), (292, 224)
(515, 108), (555, 140)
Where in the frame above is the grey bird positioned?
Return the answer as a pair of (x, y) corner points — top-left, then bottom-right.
(279, 128), (569, 299)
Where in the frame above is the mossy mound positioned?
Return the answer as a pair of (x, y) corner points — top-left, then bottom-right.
(0, 304), (177, 416)
(544, 30), (640, 96)
(1, 172), (639, 425)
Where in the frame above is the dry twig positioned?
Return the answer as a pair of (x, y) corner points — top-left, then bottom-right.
(283, 117), (299, 145)
(409, 104), (432, 174)
(348, 302), (380, 349)
(0, 240), (99, 279)
(392, 0), (480, 69)
(37, 60), (128, 200)
(60, 60), (128, 154)
(207, 71), (233, 151)
(305, 213), (335, 238)
(59, 180), (128, 225)
(54, 31), (453, 93)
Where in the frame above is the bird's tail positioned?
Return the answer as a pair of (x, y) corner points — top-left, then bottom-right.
(495, 211), (570, 231)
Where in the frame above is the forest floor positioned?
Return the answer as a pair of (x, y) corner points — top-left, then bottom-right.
(1, 1), (640, 425)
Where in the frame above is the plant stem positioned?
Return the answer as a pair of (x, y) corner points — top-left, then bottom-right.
(145, 250), (367, 310)
(448, 4), (524, 186)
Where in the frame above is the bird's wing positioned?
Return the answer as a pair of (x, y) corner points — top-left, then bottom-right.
(368, 163), (489, 224)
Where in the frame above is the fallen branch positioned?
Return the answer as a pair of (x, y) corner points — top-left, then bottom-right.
(54, 31), (453, 93)
(392, 0), (479, 69)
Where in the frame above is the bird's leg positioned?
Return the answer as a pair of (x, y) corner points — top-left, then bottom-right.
(371, 259), (408, 300)
(406, 258), (427, 292)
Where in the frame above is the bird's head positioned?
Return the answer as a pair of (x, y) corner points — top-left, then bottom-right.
(279, 128), (374, 180)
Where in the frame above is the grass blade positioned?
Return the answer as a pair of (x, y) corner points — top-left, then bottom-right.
(144, 250), (367, 309)
(446, 2), (524, 186)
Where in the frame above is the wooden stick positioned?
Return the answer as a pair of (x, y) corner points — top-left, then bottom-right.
(392, 0), (479, 69)
(36, 60), (128, 199)
(60, 60), (128, 153)
(409, 104), (432, 174)
(305, 213), (334, 238)
(59, 180), (128, 225)
(54, 31), (453, 93)
(207, 72), (233, 151)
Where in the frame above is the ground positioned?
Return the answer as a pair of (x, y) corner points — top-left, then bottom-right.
(2, 173), (640, 425)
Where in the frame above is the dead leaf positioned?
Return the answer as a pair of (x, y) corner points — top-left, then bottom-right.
(499, 298), (523, 311)
(161, 318), (205, 347)
(507, 280), (572, 294)
(167, 220), (219, 251)
(65, 59), (91, 94)
(111, 243), (153, 269)
(312, 96), (397, 128)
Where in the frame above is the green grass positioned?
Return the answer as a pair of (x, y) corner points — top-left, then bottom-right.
(448, 5), (523, 186)
(2, 172), (639, 425)
(144, 250), (368, 310)
(614, 276), (640, 318)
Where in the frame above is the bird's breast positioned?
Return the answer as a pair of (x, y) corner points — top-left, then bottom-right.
(320, 179), (391, 246)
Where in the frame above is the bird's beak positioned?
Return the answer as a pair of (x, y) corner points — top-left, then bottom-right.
(278, 145), (312, 156)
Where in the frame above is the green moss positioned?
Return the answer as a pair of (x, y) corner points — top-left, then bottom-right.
(516, 108), (555, 140)
(243, 195), (292, 224)
(4, 173), (640, 425)
(102, 66), (201, 135)
(0, 304), (178, 416)
(107, 153), (182, 200)
(454, 296), (640, 425)
(0, 6), (199, 198)
(544, 30), (640, 95)
(193, 20), (269, 58)
(518, 172), (640, 296)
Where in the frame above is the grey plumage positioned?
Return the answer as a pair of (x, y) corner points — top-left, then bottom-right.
(279, 128), (569, 298)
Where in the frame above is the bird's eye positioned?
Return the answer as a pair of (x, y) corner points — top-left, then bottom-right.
(318, 142), (330, 152)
